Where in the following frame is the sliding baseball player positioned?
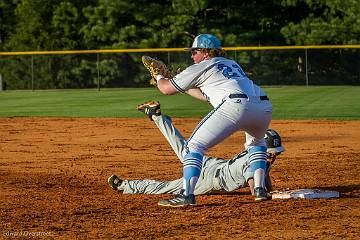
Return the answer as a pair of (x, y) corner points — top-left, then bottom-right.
(108, 101), (284, 197)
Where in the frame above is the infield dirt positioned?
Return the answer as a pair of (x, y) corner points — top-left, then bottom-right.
(0, 118), (359, 239)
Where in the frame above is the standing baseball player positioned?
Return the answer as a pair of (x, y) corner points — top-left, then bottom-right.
(142, 34), (272, 207)
(108, 101), (284, 197)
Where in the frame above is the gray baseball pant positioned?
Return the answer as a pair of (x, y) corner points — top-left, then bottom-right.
(118, 115), (256, 195)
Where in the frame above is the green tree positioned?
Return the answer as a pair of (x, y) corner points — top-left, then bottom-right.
(51, 1), (81, 50)
(6, 0), (53, 51)
(1, 0), (358, 88)
(279, 0), (360, 85)
(281, 0), (360, 45)
(0, 0), (17, 50)
(80, 0), (176, 86)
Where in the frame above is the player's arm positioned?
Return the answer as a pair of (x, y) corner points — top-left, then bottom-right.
(247, 179), (255, 195)
(186, 88), (207, 101)
(157, 78), (178, 95)
(156, 78), (206, 102)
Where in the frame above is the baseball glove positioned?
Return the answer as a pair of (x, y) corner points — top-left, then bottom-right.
(142, 56), (172, 86)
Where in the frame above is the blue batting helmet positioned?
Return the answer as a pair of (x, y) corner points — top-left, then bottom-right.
(188, 34), (221, 50)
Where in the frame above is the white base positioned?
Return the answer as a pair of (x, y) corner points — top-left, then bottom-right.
(271, 189), (340, 199)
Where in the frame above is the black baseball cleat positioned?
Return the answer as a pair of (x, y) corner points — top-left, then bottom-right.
(137, 101), (161, 121)
(108, 174), (123, 190)
(254, 187), (271, 201)
(158, 194), (196, 207)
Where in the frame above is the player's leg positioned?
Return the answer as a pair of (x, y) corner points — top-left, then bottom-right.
(247, 178), (255, 195)
(153, 114), (186, 163)
(137, 101), (187, 163)
(122, 179), (184, 194)
(108, 174), (183, 194)
(137, 101), (212, 202)
(182, 101), (242, 196)
(264, 172), (273, 192)
(244, 104), (272, 201)
(158, 102), (242, 207)
(264, 161), (273, 192)
(248, 145), (270, 200)
(154, 115), (221, 195)
(243, 159), (272, 198)
(204, 98), (271, 200)
(157, 150), (200, 207)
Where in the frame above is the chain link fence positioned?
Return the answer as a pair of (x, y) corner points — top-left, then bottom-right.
(0, 46), (359, 90)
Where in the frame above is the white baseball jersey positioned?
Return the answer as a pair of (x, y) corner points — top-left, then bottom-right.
(170, 57), (268, 107)
(169, 56), (272, 152)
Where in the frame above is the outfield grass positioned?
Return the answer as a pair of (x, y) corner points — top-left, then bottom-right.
(0, 86), (359, 119)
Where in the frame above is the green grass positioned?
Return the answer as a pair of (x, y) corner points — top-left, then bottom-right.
(265, 86), (360, 119)
(0, 86), (359, 119)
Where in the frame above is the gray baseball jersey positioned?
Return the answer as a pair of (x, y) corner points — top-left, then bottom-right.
(118, 115), (256, 195)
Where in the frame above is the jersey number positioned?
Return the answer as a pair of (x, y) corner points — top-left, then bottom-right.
(217, 64), (246, 79)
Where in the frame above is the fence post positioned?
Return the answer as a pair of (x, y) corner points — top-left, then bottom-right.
(97, 53), (100, 91)
(305, 48), (309, 87)
(31, 55), (34, 91)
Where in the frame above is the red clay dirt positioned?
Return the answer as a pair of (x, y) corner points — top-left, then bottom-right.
(0, 117), (359, 239)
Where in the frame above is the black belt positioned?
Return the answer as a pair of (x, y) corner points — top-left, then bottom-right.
(229, 93), (269, 101)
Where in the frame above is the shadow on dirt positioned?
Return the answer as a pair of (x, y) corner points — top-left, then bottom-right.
(316, 185), (360, 198)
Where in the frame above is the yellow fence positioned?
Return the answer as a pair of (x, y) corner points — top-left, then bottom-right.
(1, 45), (360, 55)
(0, 45), (359, 90)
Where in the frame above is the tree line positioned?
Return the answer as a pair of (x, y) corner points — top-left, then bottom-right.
(0, 0), (359, 89)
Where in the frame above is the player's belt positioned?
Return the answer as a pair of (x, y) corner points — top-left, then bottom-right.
(229, 93), (269, 101)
